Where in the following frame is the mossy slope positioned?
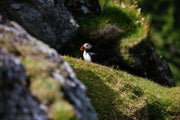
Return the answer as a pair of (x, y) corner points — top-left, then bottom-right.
(64, 56), (180, 120)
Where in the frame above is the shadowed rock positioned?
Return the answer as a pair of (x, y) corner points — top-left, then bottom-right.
(63, 0), (101, 16)
(0, 16), (97, 120)
(0, 48), (48, 120)
(2, 0), (79, 50)
(129, 41), (174, 86)
(90, 24), (124, 40)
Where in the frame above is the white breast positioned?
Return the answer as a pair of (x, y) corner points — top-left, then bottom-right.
(83, 50), (91, 62)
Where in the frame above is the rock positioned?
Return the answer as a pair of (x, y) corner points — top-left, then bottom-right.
(0, 50), (25, 84)
(91, 33), (174, 86)
(0, 49), (48, 120)
(2, 0), (79, 50)
(89, 31), (174, 86)
(129, 41), (174, 86)
(90, 24), (124, 40)
(0, 16), (97, 120)
(63, 0), (101, 16)
(10, 3), (21, 10)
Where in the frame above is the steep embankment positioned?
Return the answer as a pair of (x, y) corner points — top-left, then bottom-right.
(64, 56), (180, 120)
(62, 0), (174, 86)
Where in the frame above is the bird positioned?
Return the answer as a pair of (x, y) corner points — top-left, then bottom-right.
(80, 43), (96, 62)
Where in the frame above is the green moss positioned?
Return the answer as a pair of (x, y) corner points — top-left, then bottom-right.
(64, 56), (180, 120)
(49, 101), (78, 120)
(21, 57), (77, 119)
(21, 57), (60, 102)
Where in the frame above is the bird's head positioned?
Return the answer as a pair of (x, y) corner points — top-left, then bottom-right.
(80, 43), (92, 51)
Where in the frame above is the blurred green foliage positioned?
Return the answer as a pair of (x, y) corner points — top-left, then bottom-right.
(135, 0), (180, 86)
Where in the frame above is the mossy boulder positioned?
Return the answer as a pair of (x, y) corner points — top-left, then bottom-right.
(0, 16), (96, 120)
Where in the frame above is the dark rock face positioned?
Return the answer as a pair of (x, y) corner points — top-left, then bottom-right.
(63, 0), (101, 16)
(2, 0), (79, 49)
(129, 41), (174, 86)
(89, 35), (174, 86)
(0, 49), (25, 84)
(0, 16), (97, 120)
(0, 49), (48, 120)
(93, 38), (174, 86)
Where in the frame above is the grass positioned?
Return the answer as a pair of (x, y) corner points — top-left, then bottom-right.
(64, 55), (180, 120)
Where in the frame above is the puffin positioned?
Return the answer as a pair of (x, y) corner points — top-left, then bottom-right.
(80, 43), (96, 62)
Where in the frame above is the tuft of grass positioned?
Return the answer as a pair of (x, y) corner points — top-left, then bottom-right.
(64, 56), (180, 120)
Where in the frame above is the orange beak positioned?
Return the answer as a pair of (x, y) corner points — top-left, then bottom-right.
(80, 45), (85, 50)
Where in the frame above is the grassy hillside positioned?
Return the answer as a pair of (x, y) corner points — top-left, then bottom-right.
(62, 0), (175, 87)
(64, 56), (180, 120)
